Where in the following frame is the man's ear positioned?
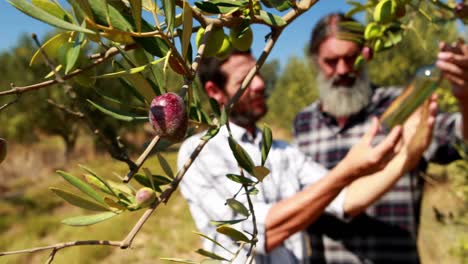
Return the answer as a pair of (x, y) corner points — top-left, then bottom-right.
(205, 81), (227, 106)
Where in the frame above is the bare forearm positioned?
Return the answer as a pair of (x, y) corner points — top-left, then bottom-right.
(264, 163), (352, 252)
(344, 152), (411, 217)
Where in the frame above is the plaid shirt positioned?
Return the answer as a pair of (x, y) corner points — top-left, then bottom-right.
(292, 87), (463, 264)
(178, 123), (347, 264)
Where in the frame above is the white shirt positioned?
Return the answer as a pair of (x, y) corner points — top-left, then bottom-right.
(178, 123), (347, 264)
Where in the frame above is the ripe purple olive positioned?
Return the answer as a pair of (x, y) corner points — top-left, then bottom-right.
(135, 187), (157, 208)
(361, 46), (374, 61)
(149, 92), (187, 142)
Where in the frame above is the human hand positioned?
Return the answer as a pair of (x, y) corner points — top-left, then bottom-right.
(342, 117), (402, 179)
(398, 94), (438, 170)
(436, 40), (468, 101)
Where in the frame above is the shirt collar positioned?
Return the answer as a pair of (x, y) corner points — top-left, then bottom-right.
(221, 122), (262, 144)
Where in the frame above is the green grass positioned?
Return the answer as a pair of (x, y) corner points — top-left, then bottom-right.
(0, 148), (202, 263)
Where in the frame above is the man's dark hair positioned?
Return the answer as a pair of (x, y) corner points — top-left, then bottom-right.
(308, 13), (361, 56)
(198, 49), (251, 90)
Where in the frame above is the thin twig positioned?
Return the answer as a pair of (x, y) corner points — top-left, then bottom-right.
(121, 139), (209, 247)
(124, 135), (161, 183)
(0, 92), (20, 112)
(243, 184), (258, 257)
(47, 99), (85, 118)
(0, 240), (122, 257)
(0, 43), (137, 97)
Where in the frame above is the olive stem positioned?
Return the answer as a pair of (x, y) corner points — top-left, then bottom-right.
(123, 135), (161, 183)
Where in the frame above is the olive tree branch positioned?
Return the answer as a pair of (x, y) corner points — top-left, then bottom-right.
(47, 99), (85, 118)
(31, 34), (137, 171)
(123, 135), (161, 183)
(0, 43), (138, 97)
(122, 23), (215, 183)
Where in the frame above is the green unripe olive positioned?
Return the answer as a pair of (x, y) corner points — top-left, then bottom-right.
(215, 35), (234, 60)
(0, 138), (7, 164)
(373, 0), (397, 24)
(374, 38), (383, 52)
(196, 27), (225, 57)
(229, 26), (253, 52)
(364, 22), (382, 40)
(135, 187), (157, 208)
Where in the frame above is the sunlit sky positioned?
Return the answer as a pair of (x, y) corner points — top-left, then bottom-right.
(0, 0), (359, 66)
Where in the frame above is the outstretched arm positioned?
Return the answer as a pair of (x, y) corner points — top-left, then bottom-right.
(264, 118), (402, 252)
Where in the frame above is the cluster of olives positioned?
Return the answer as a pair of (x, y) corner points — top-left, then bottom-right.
(195, 25), (253, 59)
(360, 0), (408, 60)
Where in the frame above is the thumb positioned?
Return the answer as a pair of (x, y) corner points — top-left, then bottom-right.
(363, 116), (380, 145)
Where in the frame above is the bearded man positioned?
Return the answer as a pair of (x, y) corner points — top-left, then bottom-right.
(293, 13), (468, 264)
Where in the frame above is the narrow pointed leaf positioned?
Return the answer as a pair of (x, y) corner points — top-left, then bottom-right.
(119, 78), (146, 103)
(261, 124), (272, 165)
(30, 31), (71, 66)
(125, 74), (156, 104)
(104, 197), (127, 210)
(143, 168), (156, 190)
(216, 225), (250, 242)
(87, 0), (133, 31)
(252, 166), (270, 182)
(65, 32), (83, 74)
(248, 187), (259, 195)
(129, 0), (142, 32)
(87, 99), (148, 122)
(163, 0), (175, 34)
(202, 127), (220, 140)
(228, 137), (254, 174)
(84, 174), (115, 196)
(157, 153), (174, 178)
(225, 174), (255, 185)
(9, 0), (95, 34)
(80, 165), (117, 197)
(193, 231), (234, 254)
(57, 170), (107, 205)
(210, 219), (246, 226)
(159, 258), (198, 264)
(195, 249), (228, 261)
(209, 98), (221, 117)
(259, 10), (286, 27)
(219, 106), (227, 126)
(50, 187), (110, 211)
(62, 211), (117, 226)
(32, 0), (71, 21)
(181, 1), (192, 58)
(226, 198), (250, 217)
(71, 0), (94, 21)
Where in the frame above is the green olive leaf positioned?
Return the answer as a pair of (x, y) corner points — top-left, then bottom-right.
(226, 198), (250, 217)
(216, 225), (250, 242)
(259, 10), (286, 27)
(9, 0), (95, 34)
(49, 187), (110, 211)
(87, 99), (149, 122)
(261, 124), (272, 165)
(228, 136), (255, 174)
(195, 249), (229, 261)
(57, 170), (107, 206)
(62, 211), (118, 226)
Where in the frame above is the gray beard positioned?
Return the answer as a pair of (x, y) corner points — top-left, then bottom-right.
(317, 71), (372, 118)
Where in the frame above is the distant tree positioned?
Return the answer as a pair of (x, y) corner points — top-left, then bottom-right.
(265, 56), (318, 131)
